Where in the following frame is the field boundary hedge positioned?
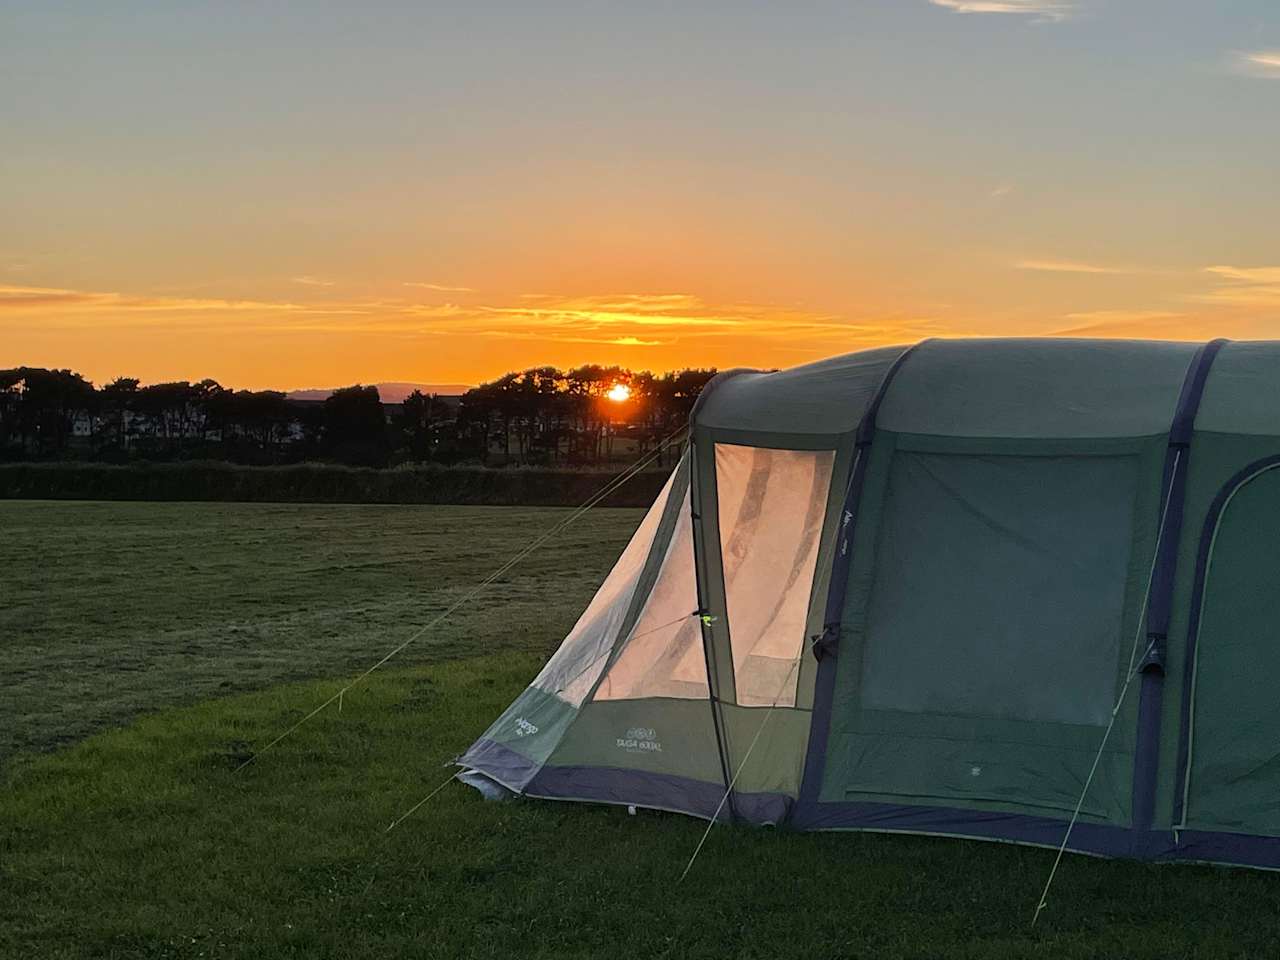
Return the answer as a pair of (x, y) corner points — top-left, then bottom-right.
(0, 461), (667, 507)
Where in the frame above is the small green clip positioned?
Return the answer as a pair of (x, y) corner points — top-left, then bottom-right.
(700, 614), (718, 626)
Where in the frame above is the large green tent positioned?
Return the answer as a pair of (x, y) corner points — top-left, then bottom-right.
(461, 337), (1280, 867)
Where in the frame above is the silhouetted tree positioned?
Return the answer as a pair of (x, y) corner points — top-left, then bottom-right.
(0, 362), (718, 467)
(209, 389), (291, 455)
(0, 367), (96, 456)
(99, 377), (139, 451)
(323, 384), (388, 466)
(399, 389), (451, 462)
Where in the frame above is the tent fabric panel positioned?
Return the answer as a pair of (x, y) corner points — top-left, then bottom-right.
(460, 737), (543, 792)
(1179, 462), (1280, 836)
(859, 450), (1139, 727)
(458, 688), (579, 791)
(593, 486), (707, 701)
(835, 719), (1131, 821)
(529, 464), (678, 707)
(714, 443), (835, 707)
(690, 426), (854, 713)
(544, 697), (725, 787)
(715, 704), (814, 798)
(815, 434), (901, 804)
(1196, 341), (1280, 436)
(816, 433), (1166, 827)
(691, 345), (909, 435)
(877, 338), (1198, 439)
(529, 761), (790, 825)
(461, 457), (687, 789)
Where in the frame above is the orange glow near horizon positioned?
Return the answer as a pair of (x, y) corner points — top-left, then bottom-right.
(5, 274), (1280, 392)
(4, 6), (1279, 390)
(606, 382), (632, 403)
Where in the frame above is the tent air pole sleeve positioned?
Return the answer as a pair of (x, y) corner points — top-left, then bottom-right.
(1131, 338), (1226, 834)
(795, 340), (929, 816)
(688, 431), (738, 823)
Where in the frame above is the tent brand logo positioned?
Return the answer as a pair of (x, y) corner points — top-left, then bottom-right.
(617, 726), (662, 753)
(513, 718), (539, 738)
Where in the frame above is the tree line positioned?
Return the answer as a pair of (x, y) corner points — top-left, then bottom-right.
(0, 365), (717, 468)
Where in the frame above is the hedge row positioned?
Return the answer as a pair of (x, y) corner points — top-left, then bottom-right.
(0, 461), (668, 508)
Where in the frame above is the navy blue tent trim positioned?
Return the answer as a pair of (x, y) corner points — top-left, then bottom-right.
(1171, 454), (1280, 827)
(795, 341), (926, 813)
(788, 798), (1280, 868)
(463, 738), (789, 824)
(1130, 338), (1226, 831)
(464, 739), (1280, 867)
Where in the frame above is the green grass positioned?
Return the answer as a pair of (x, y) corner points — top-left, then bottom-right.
(3, 501), (1280, 958)
(1, 499), (641, 762)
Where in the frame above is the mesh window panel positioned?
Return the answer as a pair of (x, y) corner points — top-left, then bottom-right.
(531, 466), (677, 707)
(715, 444), (834, 707)
(594, 489), (709, 701)
(861, 452), (1137, 726)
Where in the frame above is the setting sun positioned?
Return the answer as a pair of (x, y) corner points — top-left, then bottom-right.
(606, 382), (631, 403)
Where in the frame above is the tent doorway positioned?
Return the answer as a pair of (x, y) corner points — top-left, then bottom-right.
(1182, 460), (1280, 836)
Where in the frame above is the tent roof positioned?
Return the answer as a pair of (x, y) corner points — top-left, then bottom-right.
(692, 344), (908, 435)
(690, 338), (1280, 439)
(1197, 341), (1280, 436)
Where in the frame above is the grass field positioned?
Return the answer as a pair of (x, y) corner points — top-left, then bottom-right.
(1, 500), (639, 762)
(3, 501), (1280, 958)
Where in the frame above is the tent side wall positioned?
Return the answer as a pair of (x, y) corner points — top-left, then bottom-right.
(792, 339), (1208, 857)
(790, 338), (1280, 869)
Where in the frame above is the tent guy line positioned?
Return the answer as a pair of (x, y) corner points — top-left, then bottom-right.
(678, 634), (816, 884)
(382, 609), (703, 836)
(1033, 449), (1182, 925)
(233, 422), (690, 774)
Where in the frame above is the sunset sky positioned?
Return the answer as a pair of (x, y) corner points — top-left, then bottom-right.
(3, 1), (1279, 390)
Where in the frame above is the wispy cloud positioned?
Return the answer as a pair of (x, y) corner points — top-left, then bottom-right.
(989, 183), (1016, 199)
(417, 292), (949, 352)
(474, 330), (666, 347)
(1235, 50), (1280, 78)
(929, 0), (1073, 22)
(0, 281), (949, 357)
(1015, 258), (1142, 275)
(1205, 265), (1280, 285)
(0, 283), (305, 314)
(1051, 310), (1189, 338)
(292, 275), (335, 287)
(0, 283), (383, 335)
(403, 281), (475, 293)
(1197, 265), (1280, 306)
